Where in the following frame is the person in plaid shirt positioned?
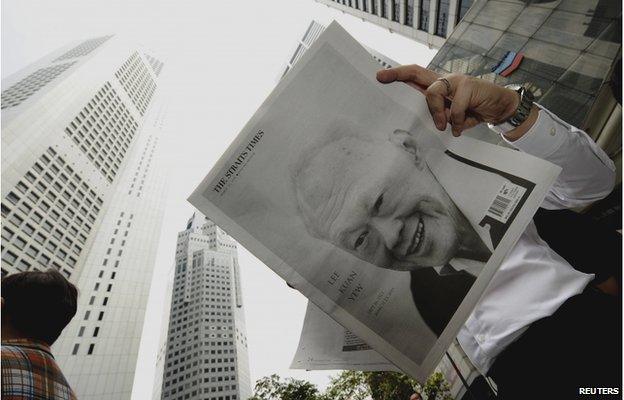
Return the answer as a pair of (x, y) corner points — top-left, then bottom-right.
(1, 269), (78, 399)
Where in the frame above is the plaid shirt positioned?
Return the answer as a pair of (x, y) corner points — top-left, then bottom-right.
(1, 339), (76, 400)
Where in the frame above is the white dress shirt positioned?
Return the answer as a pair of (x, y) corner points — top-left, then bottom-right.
(456, 104), (617, 375)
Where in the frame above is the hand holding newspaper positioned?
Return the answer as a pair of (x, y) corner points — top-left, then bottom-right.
(189, 22), (561, 380)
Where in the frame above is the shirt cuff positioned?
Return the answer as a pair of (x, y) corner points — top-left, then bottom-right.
(500, 103), (568, 159)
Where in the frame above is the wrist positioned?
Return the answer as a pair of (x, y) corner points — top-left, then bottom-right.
(502, 105), (539, 142)
(487, 85), (536, 139)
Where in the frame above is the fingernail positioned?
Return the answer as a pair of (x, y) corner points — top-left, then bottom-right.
(435, 116), (445, 130)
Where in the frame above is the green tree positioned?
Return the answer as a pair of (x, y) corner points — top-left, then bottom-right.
(250, 370), (453, 400)
(323, 371), (370, 400)
(414, 372), (453, 400)
(364, 371), (419, 400)
(250, 374), (322, 400)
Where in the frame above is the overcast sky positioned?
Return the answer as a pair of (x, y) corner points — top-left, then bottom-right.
(2, 1), (436, 398)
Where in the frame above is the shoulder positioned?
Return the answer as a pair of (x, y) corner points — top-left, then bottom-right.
(2, 343), (73, 398)
(1, 344), (32, 368)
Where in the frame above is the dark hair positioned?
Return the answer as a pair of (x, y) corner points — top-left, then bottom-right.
(2, 269), (78, 345)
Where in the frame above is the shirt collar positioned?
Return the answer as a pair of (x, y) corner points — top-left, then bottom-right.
(2, 338), (53, 356)
(433, 258), (484, 277)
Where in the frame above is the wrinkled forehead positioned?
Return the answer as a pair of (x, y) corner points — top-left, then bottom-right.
(295, 136), (391, 239)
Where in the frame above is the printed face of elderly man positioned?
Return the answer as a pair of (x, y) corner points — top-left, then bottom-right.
(291, 126), (491, 272)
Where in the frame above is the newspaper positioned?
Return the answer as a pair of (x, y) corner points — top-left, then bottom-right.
(292, 301), (479, 398)
(291, 301), (399, 371)
(188, 22), (561, 380)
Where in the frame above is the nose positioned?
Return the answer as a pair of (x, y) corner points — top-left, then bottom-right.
(370, 216), (403, 251)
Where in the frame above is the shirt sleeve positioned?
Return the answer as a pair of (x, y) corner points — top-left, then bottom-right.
(501, 103), (616, 210)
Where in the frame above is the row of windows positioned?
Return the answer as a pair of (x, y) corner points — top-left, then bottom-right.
(166, 365), (236, 379)
(165, 388), (237, 400)
(1, 147), (102, 277)
(332, 0), (473, 37)
(128, 135), (158, 197)
(144, 53), (164, 76)
(115, 52), (157, 115)
(64, 81), (139, 183)
(53, 36), (113, 63)
(1, 62), (76, 109)
(71, 211), (132, 356)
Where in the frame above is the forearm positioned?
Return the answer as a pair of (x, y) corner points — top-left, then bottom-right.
(500, 103), (616, 209)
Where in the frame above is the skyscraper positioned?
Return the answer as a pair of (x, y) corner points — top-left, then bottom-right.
(159, 213), (251, 400)
(1, 35), (168, 399)
(315, 0), (473, 48)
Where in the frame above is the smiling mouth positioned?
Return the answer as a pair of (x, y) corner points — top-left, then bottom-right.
(407, 215), (425, 256)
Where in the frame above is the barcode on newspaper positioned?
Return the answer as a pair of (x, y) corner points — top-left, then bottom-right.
(486, 182), (527, 224)
(489, 195), (511, 218)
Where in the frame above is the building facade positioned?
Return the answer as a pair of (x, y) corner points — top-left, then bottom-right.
(159, 213), (251, 400)
(428, 0), (622, 181)
(1, 36), (168, 399)
(315, 0), (474, 48)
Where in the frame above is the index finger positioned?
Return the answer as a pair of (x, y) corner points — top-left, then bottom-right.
(376, 64), (440, 90)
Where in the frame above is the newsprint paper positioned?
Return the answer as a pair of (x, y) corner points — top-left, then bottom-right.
(291, 301), (399, 372)
(189, 22), (561, 380)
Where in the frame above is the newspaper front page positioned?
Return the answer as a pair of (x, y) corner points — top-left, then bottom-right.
(188, 22), (561, 380)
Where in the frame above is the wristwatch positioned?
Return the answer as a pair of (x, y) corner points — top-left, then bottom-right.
(487, 84), (535, 136)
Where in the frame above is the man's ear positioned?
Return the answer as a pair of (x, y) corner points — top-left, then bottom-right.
(388, 129), (425, 169)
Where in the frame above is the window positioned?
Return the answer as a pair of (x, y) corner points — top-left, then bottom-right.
(87, 343), (95, 355)
(405, 0), (414, 26)
(380, 0), (387, 17)
(419, 0), (430, 30)
(84, 310), (90, 320)
(72, 344), (79, 355)
(27, 226), (39, 239)
(97, 311), (104, 321)
(13, 236), (26, 250)
(456, 0), (472, 23)
(392, 0), (399, 22)
(6, 192), (20, 205)
(78, 327), (85, 337)
(9, 214), (24, 227)
(435, 0), (450, 37)
(45, 241), (57, 253)
(19, 203), (32, 215)
(26, 246), (39, 258)
(2, 251), (17, 265)
(1, 228), (14, 241)
(38, 253), (50, 266)
(93, 327), (99, 337)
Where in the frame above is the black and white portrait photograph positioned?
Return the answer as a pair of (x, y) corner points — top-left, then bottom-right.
(189, 23), (560, 379)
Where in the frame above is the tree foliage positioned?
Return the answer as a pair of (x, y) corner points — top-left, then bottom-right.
(250, 370), (452, 400)
(249, 374), (322, 400)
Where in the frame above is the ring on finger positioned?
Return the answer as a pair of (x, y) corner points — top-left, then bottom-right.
(435, 77), (452, 96)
